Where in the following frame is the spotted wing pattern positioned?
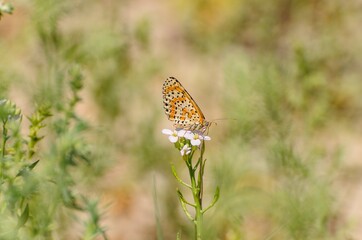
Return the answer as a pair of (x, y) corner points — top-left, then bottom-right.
(162, 77), (208, 131)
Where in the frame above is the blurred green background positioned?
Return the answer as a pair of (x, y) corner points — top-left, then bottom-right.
(1, 0), (362, 239)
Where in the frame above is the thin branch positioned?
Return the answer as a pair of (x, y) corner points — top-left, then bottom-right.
(177, 190), (195, 222)
(201, 186), (220, 214)
(177, 189), (196, 208)
(171, 164), (192, 189)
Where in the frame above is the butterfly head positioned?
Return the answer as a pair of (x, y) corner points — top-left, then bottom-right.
(189, 120), (214, 135)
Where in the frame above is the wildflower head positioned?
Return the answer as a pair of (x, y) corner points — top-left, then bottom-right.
(162, 128), (211, 157)
(162, 129), (179, 143)
(185, 131), (211, 147)
(180, 144), (191, 156)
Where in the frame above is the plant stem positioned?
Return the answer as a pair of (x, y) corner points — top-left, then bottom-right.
(194, 197), (203, 240)
(188, 161), (203, 240)
(1, 120), (7, 158)
(175, 140), (216, 240)
(195, 141), (206, 240)
(0, 119), (7, 179)
(187, 141), (207, 240)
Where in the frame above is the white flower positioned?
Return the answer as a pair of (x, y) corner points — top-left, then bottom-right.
(185, 132), (211, 146)
(177, 129), (192, 138)
(176, 129), (186, 137)
(180, 144), (191, 156)
(162, 129), (179, 143)
(183, 131), (194, 140)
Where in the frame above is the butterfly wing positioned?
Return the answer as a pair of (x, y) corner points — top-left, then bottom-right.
(162, 77), (206, 129)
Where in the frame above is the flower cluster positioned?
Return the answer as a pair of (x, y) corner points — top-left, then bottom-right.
(162, 129), (211, 156)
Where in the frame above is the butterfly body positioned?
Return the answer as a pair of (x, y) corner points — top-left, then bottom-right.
(162, 77), (210, 132)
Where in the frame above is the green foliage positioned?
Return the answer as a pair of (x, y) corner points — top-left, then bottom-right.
(0, 2), (13, 19)
(0, 72), (106, 239)
(82, 197), (108, 240)
(1, 0), (361, 239)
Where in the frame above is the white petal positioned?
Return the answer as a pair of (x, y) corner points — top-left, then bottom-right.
(177, 129), (186, 137)
(191, 139), (201, 146)
(203, 136), (211, 141)
(184, 131), (194, 140)
(180, 145), (191, 156)
(162, 129), (173, 135)
(169, 135), (178, 143)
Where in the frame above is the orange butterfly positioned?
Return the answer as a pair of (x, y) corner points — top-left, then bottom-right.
(162, 77), (210, 133)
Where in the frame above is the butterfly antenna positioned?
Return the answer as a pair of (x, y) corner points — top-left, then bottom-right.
(211, 118), (237, 122)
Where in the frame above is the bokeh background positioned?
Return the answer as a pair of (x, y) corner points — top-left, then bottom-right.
(1, 0), (362, 239)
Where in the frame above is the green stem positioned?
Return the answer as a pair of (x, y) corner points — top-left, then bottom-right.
(194, 197), (203, 240)
(196, 142), (206, 240)
(0, 119), (7, 179)
(174, 140), (215, 240)
(2, 120), (7, 158)
(187, 144), (204, 240)
(197, 141), (206, 206)
(189, 164), (203, 239)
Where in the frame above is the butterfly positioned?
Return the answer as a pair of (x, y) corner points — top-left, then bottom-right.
(162, 77), (210, 133)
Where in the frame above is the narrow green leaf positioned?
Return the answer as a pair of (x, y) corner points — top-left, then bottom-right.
(171, 163), (192, 189)
(177, 189), (196, 207)
(202, 186), (220, 214)
(17, 204), (29, 228)
(28, 159), (40, 170)
(177, 189), (195, 222)
(16, 160), (40, 177)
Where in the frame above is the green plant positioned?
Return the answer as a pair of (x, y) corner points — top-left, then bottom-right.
(0, 2), (13, 19)
(162, 129), (219, 240)
(0, 67), (107, 239)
